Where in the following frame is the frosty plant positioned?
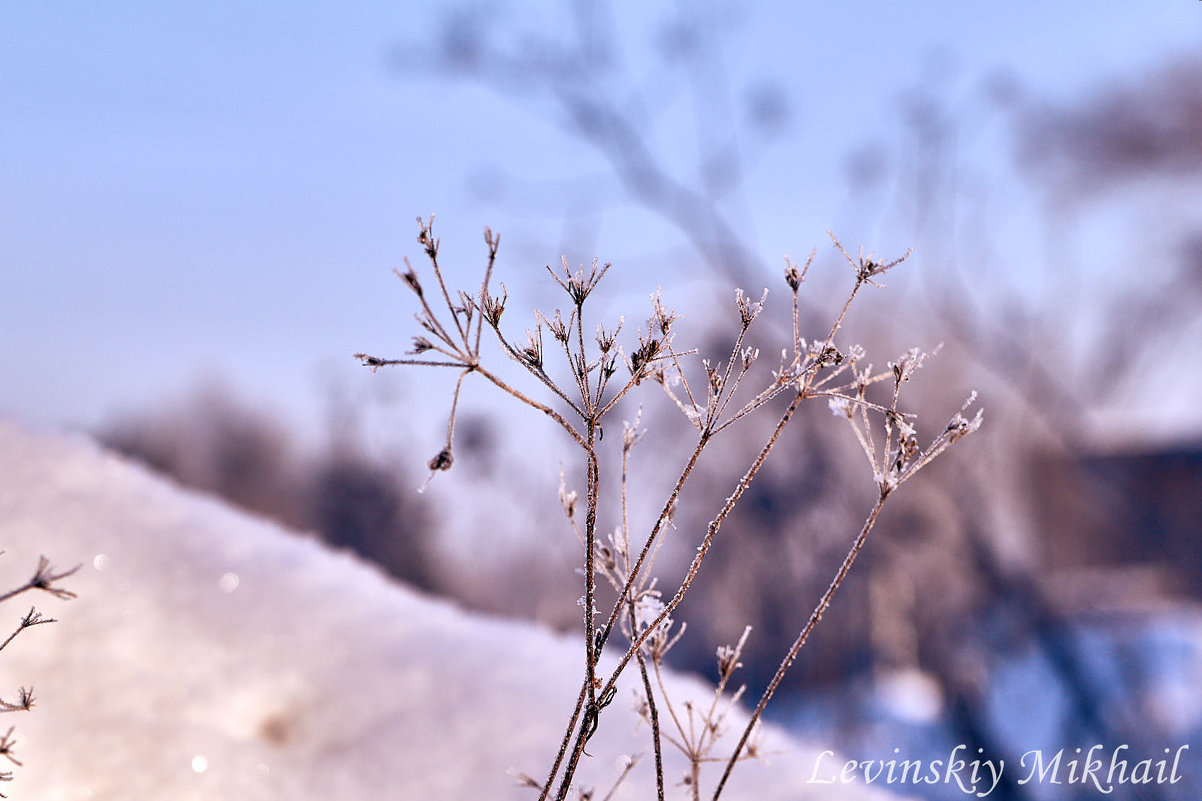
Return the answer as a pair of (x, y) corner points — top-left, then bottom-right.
(0, 554), (78, 797)
(356, 216), (982, 800)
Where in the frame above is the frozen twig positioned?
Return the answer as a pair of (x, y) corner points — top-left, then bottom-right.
(358, 222), (980, 799)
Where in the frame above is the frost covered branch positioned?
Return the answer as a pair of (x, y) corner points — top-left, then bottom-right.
(358, 218), (980, 798)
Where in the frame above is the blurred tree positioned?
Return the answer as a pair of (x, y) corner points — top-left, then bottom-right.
(866, 55), (1202, 801)
(102, 388), (303, 528)
(390, 0), (790, 290)
(100, 387), (437, 591)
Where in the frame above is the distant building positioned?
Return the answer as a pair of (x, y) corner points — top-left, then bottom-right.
(1033, 443), (1202, 602)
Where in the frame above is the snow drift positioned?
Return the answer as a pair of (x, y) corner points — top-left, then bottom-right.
(0, 419), (897, 800)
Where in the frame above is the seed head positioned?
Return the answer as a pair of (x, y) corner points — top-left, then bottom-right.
(546, 309), (570, 344)
(628, 336), (663, 383)
(395, 261), (422, 296)
(548, 256), (610, 307)
(649, 289), (678, 336)
(783, 249), (814, 292)
(519, 326), (544, 370)
(481, 285), (508, 326)
(416, 215), (438, 258)
(427, 448), (454, 472)
(595, 318), (622, 354)
(735, 288), (768, 329)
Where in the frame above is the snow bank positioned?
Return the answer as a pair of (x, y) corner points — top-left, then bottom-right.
(0, 419), (899, 800)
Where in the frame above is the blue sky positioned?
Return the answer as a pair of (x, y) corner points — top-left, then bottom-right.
(3, 1), (1200, 442)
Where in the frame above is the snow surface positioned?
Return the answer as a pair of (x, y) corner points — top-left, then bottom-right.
(0, 419), (903, 801)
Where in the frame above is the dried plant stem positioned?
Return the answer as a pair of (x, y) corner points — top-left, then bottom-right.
(635, 633), (665, 801)
(651, 660), (690, 757)
(539, 682), (589, 801)
(0, 558), (79, 605)
(539, 435), (711, 798)
(552, 387), (809, 800)
(443, 369), (470, 454)
(600, 387), (805, 699)
(0, 555), (76, 794)
(0, 610), (52, 654)
(621, 420), (666, 801)
(539, 428), (620, 801)
(554, 694), (598, 801)
(471, 365), (591, 452)
(599, 434), (708, 651)
(362, 221), (979, 800)
(474, 227), (499, 354)
(711, 492), (889, 800)
(583, 425), (600, 711)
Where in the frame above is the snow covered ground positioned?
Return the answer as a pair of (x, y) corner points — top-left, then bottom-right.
(0, 418), (901, 801)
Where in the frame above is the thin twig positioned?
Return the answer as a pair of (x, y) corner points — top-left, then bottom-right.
(712, 494), (888, 799)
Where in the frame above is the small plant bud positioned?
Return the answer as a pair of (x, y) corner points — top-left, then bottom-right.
(416, 215), (438, 258)
(649, 289), (678, 335)
(354, 353), (387, 371)
(481, 286), (508, 326)
(628, 336), (662, 382)
(828, 396), (853, 418)
(890, 347), (928, 385)
(558, 467), (578, 518)
(622, 413), (643, 452)
(417, 315), (439, 336)
(483, 225), (500, 257)
(427, 448), (454, 472)
(595, 542), (615, 571)
(395, 262), (423, 296)
(572, 352), (589, 382)
(784, 263), (800, 291)
(784, 249), (815, 292)
(16, 686), (35, 709)
(817, 345), (842, 367)
(520, 326), (544, 370)
(455, 290), (474, 324)
(946, 405), (984, 442)
(716, 644), (740, 679)
(547, 310), (570, 343)
(595, 318), (622, 353)
(735, 288), (768, 329)
(600, 354), (618, 382)
(704, 359), (723, 398)
(549, 256), (610, 307)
